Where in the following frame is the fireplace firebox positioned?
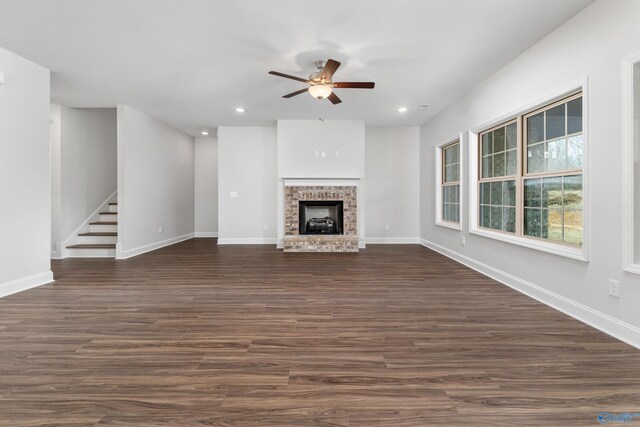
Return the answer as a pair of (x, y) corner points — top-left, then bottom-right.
(299, 200), (344, 235)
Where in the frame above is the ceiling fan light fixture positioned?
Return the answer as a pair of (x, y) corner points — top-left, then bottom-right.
(308, 84), (333, 100)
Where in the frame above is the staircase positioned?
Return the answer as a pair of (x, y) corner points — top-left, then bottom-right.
(65, 201), (118, 258)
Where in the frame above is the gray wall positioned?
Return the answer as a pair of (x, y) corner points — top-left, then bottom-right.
(58, 107), (117, 243)
(194, 137), (218, 235)
(0, 46), (51, 295)
(419, 0), (640, 340)
(365, 126), (420, 241)
(117, 105), (194, 257)
(217, 126), (277, 243)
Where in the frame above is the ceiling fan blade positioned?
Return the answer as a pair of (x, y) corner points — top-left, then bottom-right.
(328, 92), (342, 105)
(321, 59), (341, 81)
(283, 88), (309, 98)
(269, 71), (310, 84)
(333, 82), (375, 89)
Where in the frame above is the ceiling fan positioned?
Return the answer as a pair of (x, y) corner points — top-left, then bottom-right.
(268, 59), (375, 104)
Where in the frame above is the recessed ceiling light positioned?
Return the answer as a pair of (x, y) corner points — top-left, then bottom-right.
(201, 131), (209, 136)
(235, 107), (245, 113)
(398, 107), (408, 113)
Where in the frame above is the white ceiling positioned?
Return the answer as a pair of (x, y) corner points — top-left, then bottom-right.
(0, 0), (593, 136)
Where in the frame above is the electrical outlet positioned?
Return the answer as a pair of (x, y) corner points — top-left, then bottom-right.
(461, 236), (466, 246)
(321, 150), (326, 158)
(314, 150), (319, 158)
(608, 279), (620, 298)
(158, 226), (163, 234)
(263, 224), (269, 231)
(385, 224), (390, 231)
(230, 191), (238, 198)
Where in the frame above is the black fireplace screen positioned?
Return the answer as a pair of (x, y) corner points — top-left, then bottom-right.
(299, 200), (344, 235)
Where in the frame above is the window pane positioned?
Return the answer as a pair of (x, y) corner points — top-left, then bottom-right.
(567, 135), (583, 169)
(445, 146), (452, 165)
(563, 175), (583, 244)
(490, 206), (502, 230)
(453, 185), (460, 204)
(542, 177), (562, 208)
(480, 182), (491, 205)
(482, 156), (492, 178)
(564, 209), (583, 245)
(506, 149), (517, 176)
(506, 122), (517, 150)
(503, 207), (516, 233)
(494, 152), (505, 176)
(442, 202), (448, 220)
(546, 104), (565, 140)
(482, 133), (492, 156)
(445, 165), (453, 182)
(547, 208), (563, 242)
(493, 127), (505, 152)
(490, 181), (503, 206)
(503, 180), (516, 207)
(527, 144), (545, 173)
(452, 163), (460, 182)
(480, 205), (490, 228)
(567, 97), (582, 134)
(443, 186), (450, 203)
(524, 178), (542, 207)
(527, 112), (544, 145)
(452, 144), (460, 164)
(524, 208), (542, 237)
(547, 138), (567, 172)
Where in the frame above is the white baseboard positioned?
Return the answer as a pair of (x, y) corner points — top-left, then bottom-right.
(0, 271), (54, 299)
(194, 232), (218, 238)
(420, 238), (640, 350)
(116, 233), (194, 259)
(366, 237), (420, 244)
(218, 237), (277, 245)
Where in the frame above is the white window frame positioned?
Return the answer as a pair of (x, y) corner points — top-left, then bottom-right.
(622, 52), (640, 274)
(469, 79), (589, 262)
(435, 134), (464, 230)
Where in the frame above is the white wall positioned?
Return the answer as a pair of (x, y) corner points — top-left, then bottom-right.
(217, 127), (277, 243)
(0, 46), (52, 297)
(194, 136), (218, 236)
(57, 107), (116, 246)
(117, 105), (194, 258)
(420, 0), (640, 346)
(365, 127), (420, 242)
(277, 120), (365, 178)
(276, 120), (366, 246)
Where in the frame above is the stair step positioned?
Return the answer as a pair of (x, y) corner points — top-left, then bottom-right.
(66, 244), (116, 249)
(78, 232), (117, 237)
(90, 221), (117, 225)
(99, 212), (117, 215)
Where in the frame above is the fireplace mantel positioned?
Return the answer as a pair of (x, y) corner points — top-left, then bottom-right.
(282, 177), (360, 187)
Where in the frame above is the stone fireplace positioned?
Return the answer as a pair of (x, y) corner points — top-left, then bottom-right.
(283, 183), (359, 252)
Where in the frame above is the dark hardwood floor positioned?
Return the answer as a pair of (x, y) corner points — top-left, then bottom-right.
(1, 239), (639, 426)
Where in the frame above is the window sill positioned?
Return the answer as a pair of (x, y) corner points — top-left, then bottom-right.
(436, 220), (462, 231)
(624, 264), (640, 275)
(469, 227), (588, 262)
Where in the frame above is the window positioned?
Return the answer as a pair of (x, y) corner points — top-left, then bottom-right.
(441, 141), (460, 224)
(479, 121), (517, 233)
(623, 55), (640, 273)
(476, 92), (584, 249)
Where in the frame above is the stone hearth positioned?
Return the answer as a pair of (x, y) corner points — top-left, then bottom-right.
(283, 185), (358, 252)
